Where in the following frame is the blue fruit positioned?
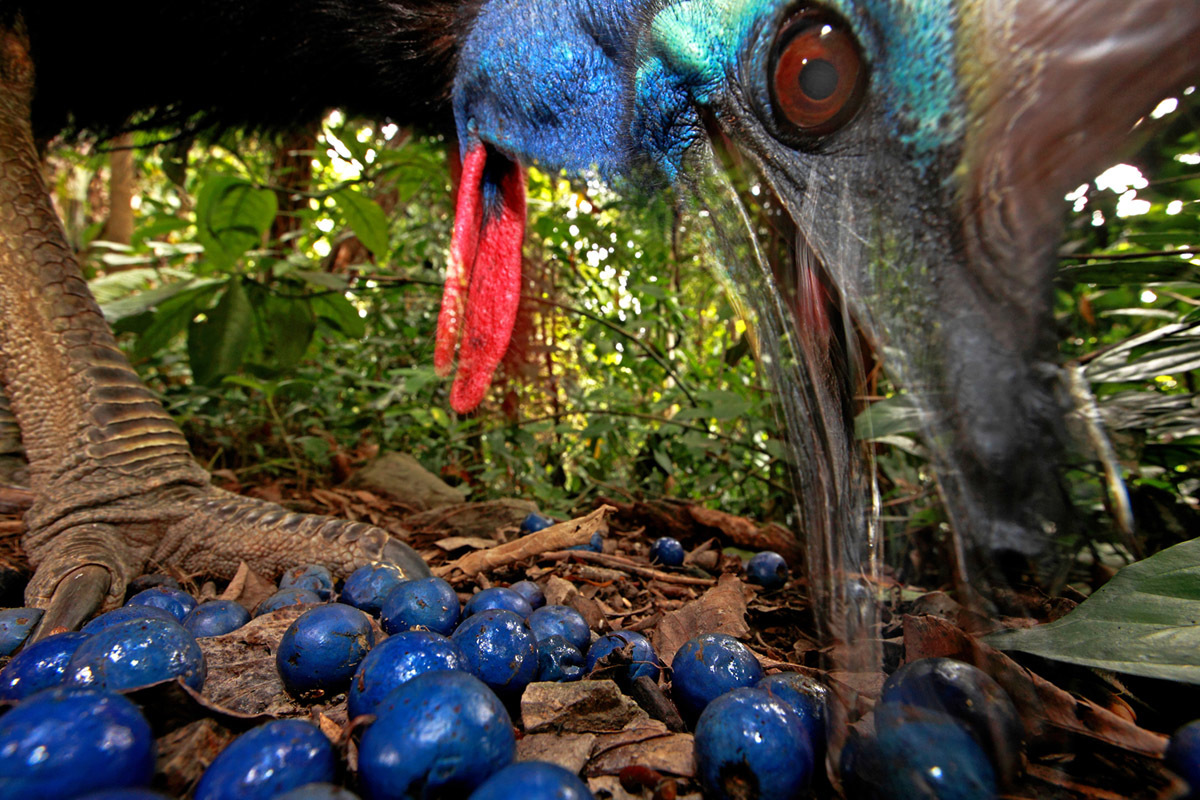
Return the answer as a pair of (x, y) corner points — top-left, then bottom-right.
(520, 512), (555, 533)
(256, 587), (323, 616)
(1167, 719), (1200, 793)
(585, 630), (660, 686)
(745, 551), (789, 591)
(340, 564), (408, 616)
(0, 608), (43, 656)
(536, 635), (585, 682)
(194, 719), (337, 800)
(527, 605), (590, 651)
(462, 587), (533, 620)
(274, 784), (361, 800)
(671, 633), (764, 721)
(568, 531), (603, 552)
(125, 585), (197, 622)
(183, 600), (252, 638)
(694, 687), (813, 800)
(0, 631), (89, 702)
(65, 618), (206, 691)
(451, 609), (538, 697)
(279, 565), (335, 601)
(649, 537), (686, 567)
(509, 580), (545, 610)
(347, 630), (468, 719)
(379, 576), (461, 636)
(757, 672), (830, 763)
(77, 789), (172, 800)
(879, 657), (1022, 787)
(358, 670), (515, 800)
(277, 603), (375, 699)
(0, 687), (154, 799)
(80, 604), (179, 634)
(468, 761), (592, 800)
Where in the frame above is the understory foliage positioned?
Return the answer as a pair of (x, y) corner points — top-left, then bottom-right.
(51, 94), (1198, 584)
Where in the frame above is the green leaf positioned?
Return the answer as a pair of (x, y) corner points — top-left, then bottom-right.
(194, 176), (277, 270)
(985, 537), (1200, 683)
(188, 279), (255, 385)
(260, 296), (316, 370)
(312, 293), (366, 339)
(126, 282), (224, 360)
(332, 188), (390, 261)
(855, 394), (923, 440)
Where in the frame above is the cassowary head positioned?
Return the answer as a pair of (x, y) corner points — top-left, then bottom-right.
(435, 0), (1200, 594)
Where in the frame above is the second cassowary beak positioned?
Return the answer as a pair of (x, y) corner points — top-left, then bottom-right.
(436, 0), (1200, 591)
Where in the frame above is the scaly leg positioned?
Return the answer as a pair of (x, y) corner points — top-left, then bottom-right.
(0, 25), (428, 635)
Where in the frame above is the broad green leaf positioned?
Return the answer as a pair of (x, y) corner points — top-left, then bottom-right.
(259, 295), (316, 370)
(855, 394), (923, 440)
(332, 188), (390, 261)
(127, 282), (224, 360)
(312, 293), (366, 339)
(188, 280), (255, 385)
(986, 537), (1200, 683)
(195, 176), (277, 270)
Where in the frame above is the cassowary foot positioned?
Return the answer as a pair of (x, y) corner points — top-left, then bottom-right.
(24, 484), (430, 637)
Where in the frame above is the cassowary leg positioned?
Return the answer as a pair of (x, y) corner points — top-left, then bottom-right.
(0, 26), (428, 635)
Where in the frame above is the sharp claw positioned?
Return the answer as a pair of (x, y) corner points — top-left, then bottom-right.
(31, 565), (110, 640)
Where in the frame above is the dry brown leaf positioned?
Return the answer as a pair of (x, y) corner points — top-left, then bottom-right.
(586, 732), (695, 778)
(218, 562), (276, 612)
(441, 506), (614, 576)
(652, 574), (752, 668)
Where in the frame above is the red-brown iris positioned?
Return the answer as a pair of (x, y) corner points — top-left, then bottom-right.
(770, 8), (866, 137)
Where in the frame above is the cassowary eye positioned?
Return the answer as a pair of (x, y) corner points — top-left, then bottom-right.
(769, 8), (866, 138)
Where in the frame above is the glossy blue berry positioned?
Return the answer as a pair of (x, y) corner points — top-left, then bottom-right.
(451, 608), (538, 697)
(80, 604), (178, 634)
(757, 672), (830, 763)
(0, 687), (154, 799)
(528, 605), (590, 651)
(183, 600), (252, 638)
(536, 635), (585, 682)
(880, 657), (1022, 787)
(649, 537), (686, 567)
(125, 585), (197, 622)
(468, 761), (592, 800)
(463, 587), (533, 620)
(520, 512), (555, 533)
(0, 608), (43, 656)
(694, 687), (814, 800)
(347, 630), (468, 719)
(77, 789), (173, 800)
(509, 580), (545, 610)
(0, 631), (89, 702)
(586, 630), (659, 685)
(194, 719), (336, 800)
(277, 603), (375, 699)
(1167, 719), (1200, 794)
(568, 531), (603, 552)
(65, 617), (205, 691)
(671, 633), (764, 721)
(340, 564), (408, 616)
(379, 576), (461, 636)
(745, 551), (789, 591)
(279, 565), (335, 601)
(358, 670), (515, 800)
(256, 587), (323, 617)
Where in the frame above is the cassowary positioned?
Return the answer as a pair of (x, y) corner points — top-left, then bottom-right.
(0, 0), (1196, 639)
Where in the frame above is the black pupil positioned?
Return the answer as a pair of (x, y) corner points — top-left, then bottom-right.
(798, 58), (838, 101)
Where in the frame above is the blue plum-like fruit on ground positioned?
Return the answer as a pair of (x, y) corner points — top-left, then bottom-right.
(125, 585), (196, 622)
(745, 551), (789, 591)
(649, 537), (686, 566)
(462, 587), (532, 620)
(671, 633), (764, 721)
(451, 609), (538, 697)
(347, 630), (467, 719)
(568, 531), (603, 552)
(586, 630), (660, 685)
(536, 635), (585, 682)
(65, 618), (206, 691)
(509, 580), (545, 610)
(527, 605), (590, 651)
(0, 631), (89, 702)
(468, 761), (592, 800)
(0, 608), (43, 656)
(183, 600), (252, 638)
(1168, 719), (1200, 795)
(520, 512), (555, 533)
(194, 719), (336, 800)
(757, 672), (830, 763)
(277, 603), (375, 699)
(340, 563), (408, 617)
(255, 587), (323, 617)
(0, 687), (154, 799)
(694, 687), (813, 800)
(279, 565), (335, 601)
(80, 604), (178, 634)
(358, 670), (515, 800)
(379, 576), (461, 636)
